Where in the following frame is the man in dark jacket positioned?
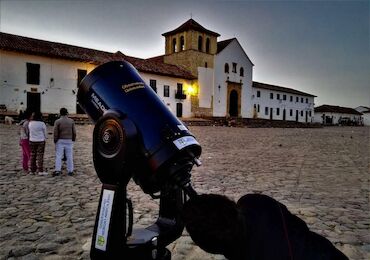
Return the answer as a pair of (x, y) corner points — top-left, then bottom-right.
(182, 193), (348, 260)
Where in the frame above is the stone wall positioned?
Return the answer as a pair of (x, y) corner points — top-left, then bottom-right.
(190, 95), (213, 118)
(164, 30), (217, 55)
(164, 50), (214, 77)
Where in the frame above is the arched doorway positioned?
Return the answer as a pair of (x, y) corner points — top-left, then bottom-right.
(226, 82), (242, 117)
(229, 90), (238, 117)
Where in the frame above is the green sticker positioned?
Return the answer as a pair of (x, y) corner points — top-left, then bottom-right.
(97, 236), (105, 246)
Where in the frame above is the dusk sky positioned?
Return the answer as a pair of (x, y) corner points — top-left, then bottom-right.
(1, 0), (369, 108)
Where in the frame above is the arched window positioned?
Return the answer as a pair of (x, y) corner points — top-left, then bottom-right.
(206, 38), (210, 53)
(180, 36), (185, 51)
(205, 62), (208, 68)
(240, 67), (244, 77)
(224, 63), (229, 73)
(198, 36), (203, 51)
(172, 38), (177, 53)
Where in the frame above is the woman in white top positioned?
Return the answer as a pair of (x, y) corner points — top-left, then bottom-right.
(28, 111), (48, 175)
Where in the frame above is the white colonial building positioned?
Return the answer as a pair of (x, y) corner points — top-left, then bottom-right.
(0, 19), (316, 122)
(314, 105), (363, 125)
(213, 38), (254, 118)
(252, 82), (315, 122)
(0, 50), (95, 114)
(355, 106), (370, 126)
(0, 32), (195, 117)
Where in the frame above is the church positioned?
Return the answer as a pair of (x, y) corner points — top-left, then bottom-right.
(0, 19), (315, 122)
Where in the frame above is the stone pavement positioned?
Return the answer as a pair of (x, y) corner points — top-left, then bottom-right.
(0, 124), (369, 260)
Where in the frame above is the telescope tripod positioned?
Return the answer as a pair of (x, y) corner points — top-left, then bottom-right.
(90, 181), (186, 259)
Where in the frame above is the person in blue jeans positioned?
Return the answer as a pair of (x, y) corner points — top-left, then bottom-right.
(53, 108), (76, 176)
(182, 193), (348, 260)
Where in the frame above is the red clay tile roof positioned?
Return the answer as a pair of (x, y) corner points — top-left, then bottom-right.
(126, 55), (195, 79)
(162, 19), (220, 37)
(146, 54), (165, 63)
(253, 81), (316, 97)
(217, 38), (235, 54)
(314, 105), (362, 115)
(0, 32), (195, 80)
(0, 32), (116, 63)
(217, 38), (254, 65)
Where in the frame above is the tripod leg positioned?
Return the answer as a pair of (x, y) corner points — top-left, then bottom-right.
(90, 184), (127, 259)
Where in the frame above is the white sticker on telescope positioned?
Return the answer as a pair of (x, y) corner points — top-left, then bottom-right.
(177, 124), (187, 131)
(173, 136), (199, 150)
(95, 189), (115, 251)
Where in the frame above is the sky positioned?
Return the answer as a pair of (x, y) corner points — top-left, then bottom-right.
(0, 0), (369, 108)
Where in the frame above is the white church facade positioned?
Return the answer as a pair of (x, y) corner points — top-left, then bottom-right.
(213, 38), (254, 118)
(0, 19), (316, 123)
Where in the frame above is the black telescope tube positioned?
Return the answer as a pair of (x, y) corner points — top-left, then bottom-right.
(77, 61), (201, 194)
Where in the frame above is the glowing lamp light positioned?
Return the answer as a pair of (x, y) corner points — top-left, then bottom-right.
(185, 84), (198, 96)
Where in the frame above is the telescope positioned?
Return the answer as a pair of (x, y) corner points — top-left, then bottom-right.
(77, 61), (201, 259)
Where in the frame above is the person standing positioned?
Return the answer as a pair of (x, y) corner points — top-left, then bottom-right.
(17, 102), (25, 121)
(19, 110), (31, 173)
(53, 108), (76, 176)
(28, 111), (48, 175)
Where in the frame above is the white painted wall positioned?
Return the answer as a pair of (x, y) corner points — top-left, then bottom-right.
(314, 112), (362, 125)
(0, 50), (95, 113)
(363, 113), (370, 126)
(0, 50), (193, 118)
(140, 73), (192, 118)
(198, 67), (213, 108)
(252, 87), (315, 123)
(214, 39), (253, 118)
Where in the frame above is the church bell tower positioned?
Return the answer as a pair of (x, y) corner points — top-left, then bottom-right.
(162, 19), (220, 77)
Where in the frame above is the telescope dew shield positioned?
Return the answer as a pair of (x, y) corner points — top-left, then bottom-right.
(77, 61), (201, 193)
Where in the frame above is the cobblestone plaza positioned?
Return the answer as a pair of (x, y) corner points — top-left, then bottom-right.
(0, 124), (369, 259)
